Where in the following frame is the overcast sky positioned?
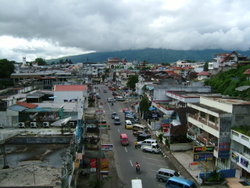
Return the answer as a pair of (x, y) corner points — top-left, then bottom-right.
(1, 0), (250, 62)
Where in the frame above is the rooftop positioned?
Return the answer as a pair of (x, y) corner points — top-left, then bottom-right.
(54, 85), (87, 91)
(204, 96), (250, 105)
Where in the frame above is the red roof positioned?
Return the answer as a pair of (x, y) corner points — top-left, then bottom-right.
(243, 69), (250, 75)
(54, 85), (87, 91)
(198, 71), (210, 76)
(16, 102), (38, 109)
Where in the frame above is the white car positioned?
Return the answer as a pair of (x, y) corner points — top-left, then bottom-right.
(137, 139), (157, 148)
(141, 143), (161, 154)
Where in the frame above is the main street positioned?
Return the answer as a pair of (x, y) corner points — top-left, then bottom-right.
(97, 84), (179, 188)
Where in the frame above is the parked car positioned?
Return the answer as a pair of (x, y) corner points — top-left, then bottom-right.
(136, 139), (157, 148)
(156, 168), (180, 182)
(141, 143), (161, 154)
(114, 116), (120, 120)
(137, 133), (151, 141)
(107, 97), (116, 103)
(114, 119), (121, 125)
(111, 112), (117, 119)
(125, 120), (133, 129)
(132, 124), (145, 135)
(115, 96), (125, 101)
(166, 177), (196, 188)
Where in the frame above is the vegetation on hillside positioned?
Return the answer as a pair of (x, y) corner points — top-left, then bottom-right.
(0, 59), (15, 89)
(47, 48), (250, 64)
(126, 75), (139, 91)
(205, 65), (250, 99)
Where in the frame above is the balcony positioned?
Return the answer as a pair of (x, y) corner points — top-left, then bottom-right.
(188, 114), (219, 131)
(231, 129), (250, 148)
(231, 149), (250, 173)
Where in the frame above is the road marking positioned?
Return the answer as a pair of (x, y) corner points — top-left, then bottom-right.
(124, 147), (128, 152)
(129, 160), (133, 167)
(117, 128), (120, 133)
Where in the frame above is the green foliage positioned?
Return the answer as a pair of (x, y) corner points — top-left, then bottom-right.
(203, 62), (209, 71)
(139, 95), (151, 114)
(232, 126), (250, 137)
(126, 75), (139, 90)
(35, 58), (47, 65)
(112, 72), (116, 82)
(206, 170), (223, 182)
(205, 65), (250, 99)
(46, 48), (250, 64)
(0, 59), (15, 78)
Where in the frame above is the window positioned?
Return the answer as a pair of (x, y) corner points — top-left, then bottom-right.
(209, 115), (216, 123)
(244, 146), (250, 156)
(200, 112), (206, 119)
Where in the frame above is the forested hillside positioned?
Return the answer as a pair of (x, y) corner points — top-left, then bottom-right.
(205, 65), (250, 99)
(47, 48), (250, 64)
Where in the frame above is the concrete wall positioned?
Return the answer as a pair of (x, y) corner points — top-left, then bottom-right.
(232, 105), (250, 126)
(6, 136), (72, 144)
(54, 91), (86, 103)
(170, 142), (193, 151)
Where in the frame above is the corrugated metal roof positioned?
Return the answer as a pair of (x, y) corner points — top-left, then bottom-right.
(8, 104), (27, 112)
(16, 101), (38, 109)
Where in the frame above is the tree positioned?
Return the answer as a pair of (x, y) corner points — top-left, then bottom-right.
(0, 59), (15, 78)
(126, 75), (139, 90)
(139, 94), (151, 118)
(112, 72), (116, 82)
(35, 58), (47, 65)
(204, 62), (209, 71)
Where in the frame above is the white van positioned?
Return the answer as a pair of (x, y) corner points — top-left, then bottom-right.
(132, 124), (145, 135)
(131, 179), (142, 188)
(156, 168), (180, 182)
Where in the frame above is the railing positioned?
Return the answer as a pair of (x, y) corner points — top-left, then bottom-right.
(189, 114), (219, 131)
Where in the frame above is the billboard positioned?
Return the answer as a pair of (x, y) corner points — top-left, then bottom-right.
(194, 153), (213, 161)
(193, 146), (214, 161)
(193, 146), (214, 153)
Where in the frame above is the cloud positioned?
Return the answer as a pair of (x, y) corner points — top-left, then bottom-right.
(0, 0), (250, 61)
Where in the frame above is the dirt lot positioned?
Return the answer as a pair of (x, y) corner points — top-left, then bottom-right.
(0, 162), (61, 187)
(0, 144), (68, 187)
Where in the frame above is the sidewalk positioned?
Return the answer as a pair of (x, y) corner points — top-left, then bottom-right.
(141, 119), (227, 188)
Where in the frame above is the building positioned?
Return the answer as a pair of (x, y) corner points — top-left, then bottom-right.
(231, 128), (250, 179)
(187, 96), (250, 170)
(53, 85), (88, 120)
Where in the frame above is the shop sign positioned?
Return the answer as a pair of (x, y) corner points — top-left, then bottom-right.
(193, 153), (213, 161)
(240, 157), (249, 168)
(193, 146), (214, 153)
(231, 152), (239, 162)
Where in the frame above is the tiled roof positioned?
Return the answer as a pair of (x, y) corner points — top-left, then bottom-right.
(243, 69), (250, 75)
(198, 71), (210, 76)
(54, 85), (87, 91)
(16, 101), (38, 109)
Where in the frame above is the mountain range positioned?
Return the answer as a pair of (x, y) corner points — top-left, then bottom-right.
(47, 48), (250, 64)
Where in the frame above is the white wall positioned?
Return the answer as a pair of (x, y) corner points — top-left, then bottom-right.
(54, 91), (87, 103)
(153, 89), (170, 102)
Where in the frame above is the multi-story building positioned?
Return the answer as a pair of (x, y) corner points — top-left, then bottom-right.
(231, 128), (250, 179)
(187, 96), (250, 170)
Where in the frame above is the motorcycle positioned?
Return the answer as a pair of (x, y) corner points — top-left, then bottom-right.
(135, 164), (141, 174)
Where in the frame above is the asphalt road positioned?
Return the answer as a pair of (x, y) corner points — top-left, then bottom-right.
(97, 84), (180, 188)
